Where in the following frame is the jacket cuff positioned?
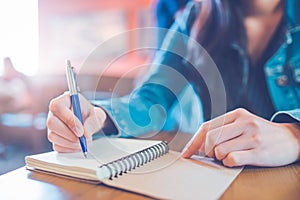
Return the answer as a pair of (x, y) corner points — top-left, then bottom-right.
(271, 109), (300, 123)
(90, 101), (120, 139)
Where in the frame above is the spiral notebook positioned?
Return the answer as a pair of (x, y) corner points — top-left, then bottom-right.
(25, 138), (242, 200)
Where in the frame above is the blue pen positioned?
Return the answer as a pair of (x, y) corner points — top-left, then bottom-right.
(66, 60), (88, 158)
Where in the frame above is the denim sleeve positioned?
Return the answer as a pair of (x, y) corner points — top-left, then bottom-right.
(271, 109), (300, 123)
(92, 21), (194, 137)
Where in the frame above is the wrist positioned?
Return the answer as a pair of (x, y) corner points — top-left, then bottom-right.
(283, 123), (300, 160)
(92, 105), (119, 137)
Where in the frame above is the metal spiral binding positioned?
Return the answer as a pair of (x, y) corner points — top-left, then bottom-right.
(99, 141), (169, 180)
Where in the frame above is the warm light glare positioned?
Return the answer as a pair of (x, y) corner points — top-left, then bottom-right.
(0, 0), (38, 76)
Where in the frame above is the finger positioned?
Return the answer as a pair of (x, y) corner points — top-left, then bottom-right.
(48, 131), (82, 150)
(83, 122), (98, 141)
(83, 110), (106, 138)
(52, 143), (81, 153)
(51, 136), (93, 153)
(222, 150), (257, 167)
(49, 95), (84, 137)
(182, 108), (250, 158)
(204, 109), (244, 130)
(207, 108), (252, 131)
(214, 134), (256, 160)
(83, 137), (93, 149)
(182, 122), (208, 158)
(47, 113), (78, 142)
(205, 121), (244, 157)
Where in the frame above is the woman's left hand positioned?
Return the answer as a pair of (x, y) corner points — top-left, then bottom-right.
(182, 108), (300, 167)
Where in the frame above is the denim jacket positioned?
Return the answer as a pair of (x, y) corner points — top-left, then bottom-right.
(94, 0), (300, 137)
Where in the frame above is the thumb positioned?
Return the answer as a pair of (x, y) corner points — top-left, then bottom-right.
(83, 108), (106, 138)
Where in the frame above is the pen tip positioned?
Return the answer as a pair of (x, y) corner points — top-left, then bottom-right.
(83, 152), (88, 159)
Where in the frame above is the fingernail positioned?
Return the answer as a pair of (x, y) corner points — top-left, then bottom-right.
(181, 148), (190, 158)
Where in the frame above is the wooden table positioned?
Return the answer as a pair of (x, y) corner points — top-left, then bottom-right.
(0, 132), (299, 200)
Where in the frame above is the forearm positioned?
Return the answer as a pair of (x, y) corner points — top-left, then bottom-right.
(91, 15), (199, 137)
(92, 96), (168, 138)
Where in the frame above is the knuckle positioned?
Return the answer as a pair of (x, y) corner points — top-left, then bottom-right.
(52, 144), (61, 152)
(226, 153), (240, 166)
(205, 135), (215, 156)
(49, 98), (60, 113)
(247, 118), (259, 129)
(233, 108), (248, 117)
(206, 131), (214, 145)
(251, 134), (261, 146)
(46, 115), (55, 129)
(200, 121), (210, 133)
(49, 93), (69, 113)
(214, 146), (224, 160)
(47, 131), (55, 142)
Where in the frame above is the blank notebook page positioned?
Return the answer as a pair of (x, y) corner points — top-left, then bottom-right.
(103, 151), (243, 200)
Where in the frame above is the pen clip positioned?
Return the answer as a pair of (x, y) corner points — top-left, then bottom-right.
(73, 68), (81, 93)
(66, 60), (80, 95)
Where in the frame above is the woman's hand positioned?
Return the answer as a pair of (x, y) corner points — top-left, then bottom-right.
(182, 108), (300, 167)
(47, 92), (106, 152)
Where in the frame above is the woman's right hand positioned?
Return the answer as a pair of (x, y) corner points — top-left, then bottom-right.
(47, 92), (107, 152)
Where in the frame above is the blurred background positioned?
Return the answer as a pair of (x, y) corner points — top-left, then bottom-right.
(0, 0), (189, 174)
